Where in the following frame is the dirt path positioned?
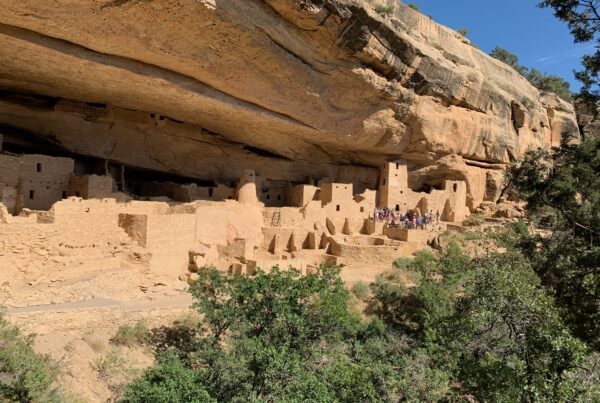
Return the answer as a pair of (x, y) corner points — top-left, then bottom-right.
(7, 294), (193, 315)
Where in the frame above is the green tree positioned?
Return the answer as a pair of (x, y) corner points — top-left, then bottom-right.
(448, 252), (587, 402)
(457, 28), (469, 37)
(508, 137), (600, 349)
(122, 352), (213, 403)
(490, 46), (528, 75)
(124, 245), (599, 402)
(372, 240), (592, 401)
(407, 3), (420, 12)
(527, 68), (574, 101)
(538, 0), (600, 101)
(490, 47), (573, 101)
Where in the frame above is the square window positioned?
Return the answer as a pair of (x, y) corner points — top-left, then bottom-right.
(29, 190), (34, 199)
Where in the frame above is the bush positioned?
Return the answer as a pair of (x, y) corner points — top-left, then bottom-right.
(122, 352), (213, 403)
(463, 212), (486, 227)
(375, 4), (394, 17)
(352, 281), (370, 301)
(407, 3), (420, 12)
(0, 309), (61, 402)
(111, 321), (150, 347)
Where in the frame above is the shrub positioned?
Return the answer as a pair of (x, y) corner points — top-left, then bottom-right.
(0, 308), (61, 402)
(122, 352), (213, 403)
(375, 4), (394, 17)
(463, 212), (486, 227)
(457, 28), (469, 37)
(521, 97), (535, 110)
(352, 281), (371, 301)
(96, 346), (143, 398)
(111, 321), (150, 347)
(407, 3), (420, 12)
(95, 347), (129, 381)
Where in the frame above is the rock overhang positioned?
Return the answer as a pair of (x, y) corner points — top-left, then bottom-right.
(0, 0), (580, 208)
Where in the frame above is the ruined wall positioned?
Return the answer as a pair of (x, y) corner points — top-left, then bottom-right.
(68, 174), (115, 199)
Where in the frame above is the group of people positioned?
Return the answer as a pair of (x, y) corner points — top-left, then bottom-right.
(373, 207), (441, 230)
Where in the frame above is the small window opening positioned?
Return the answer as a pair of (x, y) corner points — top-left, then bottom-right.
(29, 190), (34, 199)
(453, 184), (458, 192)
(395, 204), (400, 212)
(208, 188), (214, 198)
(266, 194), (271, 200)
(396, 163), (399, 169)
(360, 207), (365, 213)
(36, 163), (42, 172)
(336, 205), (340, 212)
(383, 179), (386, 185)
(75, 191), (80, 197)
(277, 195), (281, 201)
(62, 191), (67, 199)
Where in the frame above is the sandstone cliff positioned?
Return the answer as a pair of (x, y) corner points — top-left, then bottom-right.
(0, 0), (579, 210)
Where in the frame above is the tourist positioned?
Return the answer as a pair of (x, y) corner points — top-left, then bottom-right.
(417, 214), (423, 229)
(435, 210), (440, 225)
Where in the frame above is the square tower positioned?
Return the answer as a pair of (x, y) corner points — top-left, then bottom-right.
(378, 161), (409, 209)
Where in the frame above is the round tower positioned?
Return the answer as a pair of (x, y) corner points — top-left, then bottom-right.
(236, 170), (259, 204)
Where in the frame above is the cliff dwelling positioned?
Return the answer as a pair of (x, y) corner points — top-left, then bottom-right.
(0, 130), (469, 280)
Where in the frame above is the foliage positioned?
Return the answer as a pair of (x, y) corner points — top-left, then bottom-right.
(0, 309), (61, 402)
(490, 46), (528, 75)
(463, 212), (486, 227)
(508, 136), (600, 349)
(111, 321), (151, 347)
(407, 2), (420, 12)
(351, 281), (371, 301)
(448, 252), (587, 401)
(521, 97), (535, 110)
(457, 28), (469, 37)
(539, 0), (600, 102)
(125, 234), (600, 402)
(375, 4), (394, 17)
(527, 67), (573, 101)
(490, 46), (574, 101)
(122, 352), (213, 403)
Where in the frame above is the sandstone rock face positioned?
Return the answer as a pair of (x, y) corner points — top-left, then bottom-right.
(0, 0), (579, 209)
(576, 102), (600, 139)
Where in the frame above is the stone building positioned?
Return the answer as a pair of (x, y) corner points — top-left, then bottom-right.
(378, 161), (468, 221)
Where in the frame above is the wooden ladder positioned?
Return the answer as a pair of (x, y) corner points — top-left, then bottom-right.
(271, 210), (281, 227)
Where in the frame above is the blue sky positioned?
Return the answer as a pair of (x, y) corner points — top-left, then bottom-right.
(408, 0), (591, 91)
